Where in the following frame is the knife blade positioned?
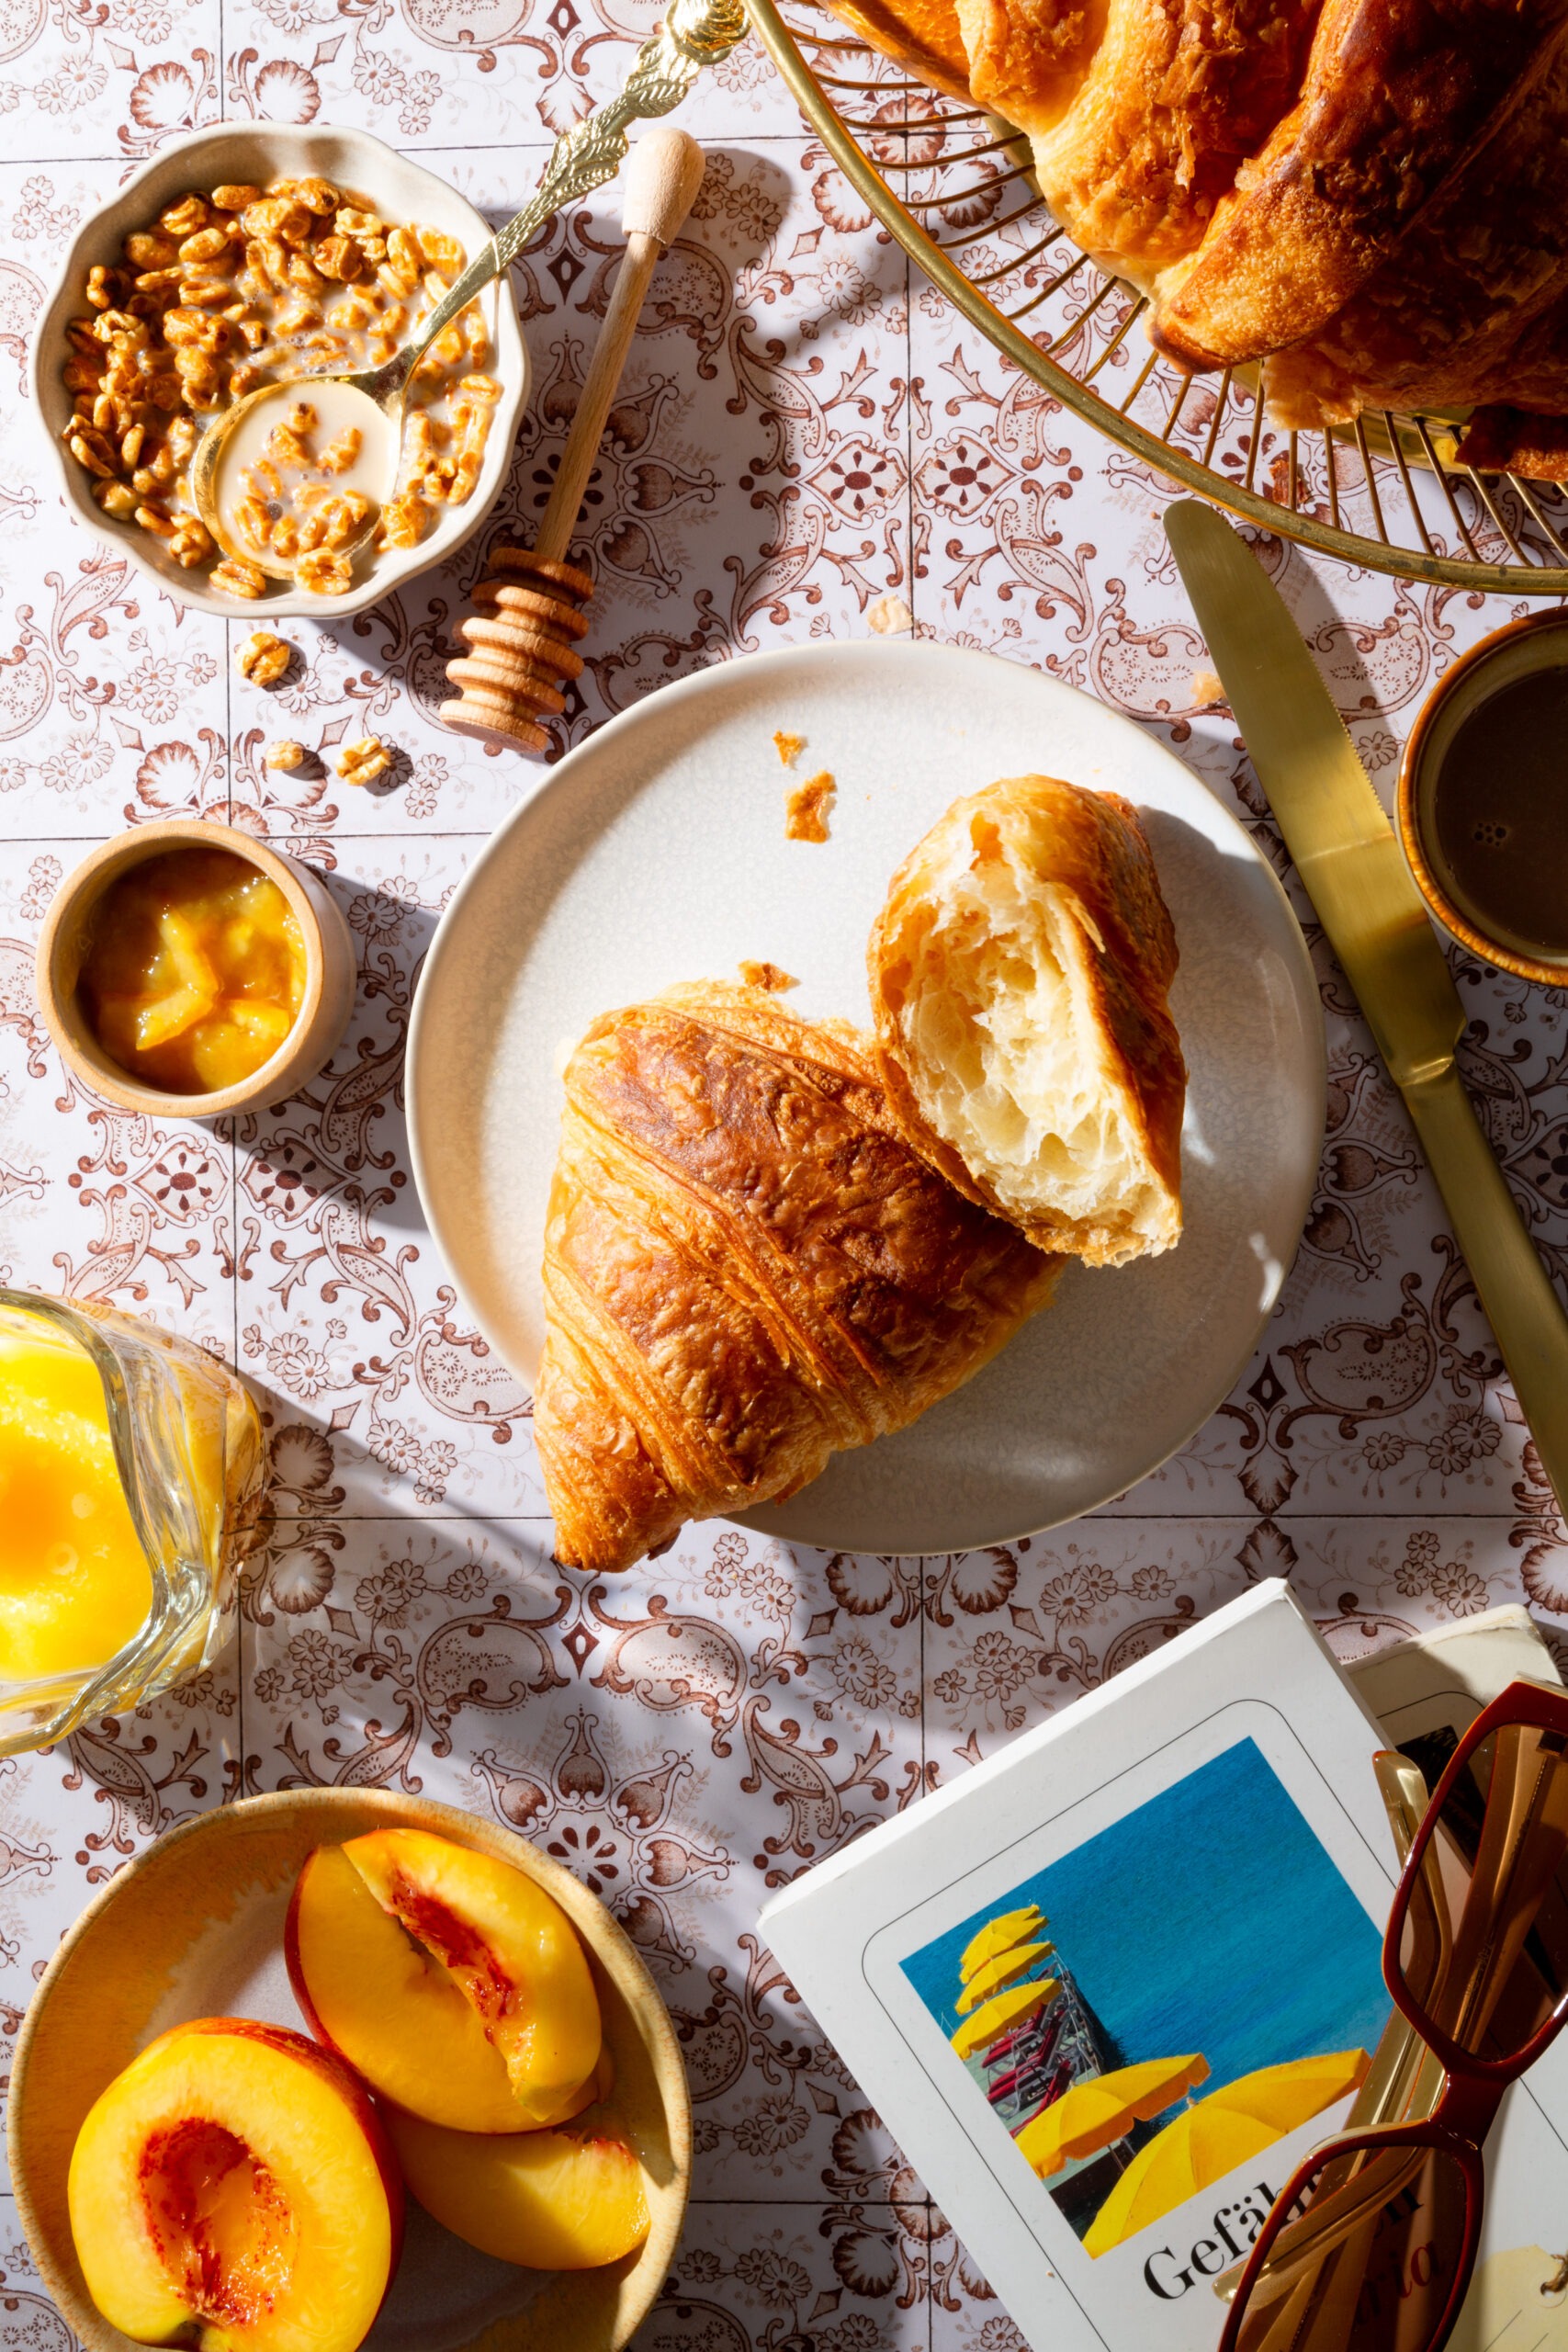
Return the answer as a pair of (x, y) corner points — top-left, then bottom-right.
(1166, 496), (1568, 1517)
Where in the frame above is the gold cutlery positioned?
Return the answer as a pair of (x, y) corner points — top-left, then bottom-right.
(1166, 497), (1568, 1518)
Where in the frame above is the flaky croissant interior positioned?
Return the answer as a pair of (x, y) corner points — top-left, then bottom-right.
(869, 776), (1185, 1267)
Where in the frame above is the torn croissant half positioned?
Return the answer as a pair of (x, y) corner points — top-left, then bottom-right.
(867, 775), (1185, 1267)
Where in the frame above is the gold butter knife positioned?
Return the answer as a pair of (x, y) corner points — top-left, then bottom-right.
(1166, 497), (1568, 1517)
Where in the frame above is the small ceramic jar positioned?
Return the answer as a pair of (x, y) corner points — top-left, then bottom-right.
(36, 817), (355, 1118)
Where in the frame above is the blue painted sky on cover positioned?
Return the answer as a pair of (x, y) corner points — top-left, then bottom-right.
(901, 1737), (1392, 2098)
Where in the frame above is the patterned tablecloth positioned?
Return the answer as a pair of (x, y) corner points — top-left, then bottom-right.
(1, 12), (1563, 2341)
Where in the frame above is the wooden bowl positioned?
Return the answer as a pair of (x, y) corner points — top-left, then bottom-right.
(36, 818), (356, 1119)
(8, 1789), (692, 2352)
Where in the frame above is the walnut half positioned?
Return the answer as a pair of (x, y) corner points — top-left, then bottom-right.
(336, 736), (392, 788)
(236, 628), (292, 686)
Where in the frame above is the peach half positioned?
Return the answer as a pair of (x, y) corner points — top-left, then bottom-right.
(67, 2017), (402, 2352)
(286, 1826), (603, 2132)
(384, 2107), (651, 2270)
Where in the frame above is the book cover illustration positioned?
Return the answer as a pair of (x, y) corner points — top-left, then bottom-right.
(899, 1736), (1393, 2267)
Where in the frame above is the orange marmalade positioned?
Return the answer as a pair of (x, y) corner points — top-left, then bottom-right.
(77, 845), (306, 1094)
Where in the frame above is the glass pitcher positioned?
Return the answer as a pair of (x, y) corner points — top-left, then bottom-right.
(0, 1289), (265, 1755)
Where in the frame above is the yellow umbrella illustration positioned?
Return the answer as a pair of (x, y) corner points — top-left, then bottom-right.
(1016, 2053), (1210, 2179)
(960, 1907), (1045, 1983)
(1081, 2048), (1372, 2258)
(955, 1941), (1056, 2016)
(952, 1976), (1058, 2060)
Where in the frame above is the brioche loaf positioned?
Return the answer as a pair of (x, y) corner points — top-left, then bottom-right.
(867, 776), (1184, 1267)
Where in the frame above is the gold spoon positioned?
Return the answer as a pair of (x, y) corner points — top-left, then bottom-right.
(190, 0), (747, 582)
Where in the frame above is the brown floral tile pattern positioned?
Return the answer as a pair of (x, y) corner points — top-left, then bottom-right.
(0, 2208), (78, 2345)
(242, 1514), (925, 2198)
(4, 28), (1568, 2338)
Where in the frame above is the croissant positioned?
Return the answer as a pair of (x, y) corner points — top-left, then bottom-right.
(534, 982), (1060, 1573)
(989, 0), (1318, 293)
(828, 0), (975, 96)
(827, 0), (1568, 460)
(1151, 0), (1568, 367)
(868, 776), (1184, 1266)
(1258, 40), (1568, 426)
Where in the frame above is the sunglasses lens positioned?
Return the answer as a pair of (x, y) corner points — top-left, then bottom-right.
(1395, 1721), (1568, 2063)
(1230, 2140), (1471, 2352)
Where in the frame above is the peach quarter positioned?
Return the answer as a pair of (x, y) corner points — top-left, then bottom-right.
(384, 2107), (651, 2270)
(67, 2016), (401, 2352)
(286, 1826), (603, 2131)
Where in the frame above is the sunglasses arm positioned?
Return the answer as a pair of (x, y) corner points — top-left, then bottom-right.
(1209, 1752), (1436, 2311)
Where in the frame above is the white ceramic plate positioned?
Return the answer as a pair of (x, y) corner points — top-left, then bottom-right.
(408, 641), (1325, 1555)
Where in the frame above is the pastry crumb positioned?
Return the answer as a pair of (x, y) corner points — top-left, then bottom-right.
(1190, 667), (1225, 708)
(867, 594), (912, 635)
(785, 770), (835, 843)
(773, 729), (806, 767)
(739, 960), (798, 992)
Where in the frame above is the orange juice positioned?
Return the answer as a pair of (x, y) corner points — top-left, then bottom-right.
(76, 845), (306, 1095)
(0, 1320), (152, 1683)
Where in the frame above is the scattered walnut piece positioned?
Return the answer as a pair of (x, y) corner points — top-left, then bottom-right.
(785, 770), (835, 844)
(337, 735), (392, 787)
(739, 960), (798, 992)
(1190, 667), (1224, 708)
(265, 740), (306, 771)
(773, 729), (806, 767)
(866, 594), (912, 635)
(236, 628), (292, 685)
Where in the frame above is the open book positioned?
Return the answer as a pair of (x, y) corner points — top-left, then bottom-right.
(761, 1583), (1568, 2352)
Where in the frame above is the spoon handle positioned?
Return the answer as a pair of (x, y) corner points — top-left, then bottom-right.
(391, 0), (746, 387)
(534, 128), (705, 564)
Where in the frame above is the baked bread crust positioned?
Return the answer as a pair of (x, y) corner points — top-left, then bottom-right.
(534, 982), (1060, 1573)
(953, 0), (1101, 148)
(867, 776), (1185, 1267)
(824, 0), (977, 98)
(825, 0), (1568, 453)
(1256, 40), (1568, 424)
(1021, 0), (1316, 289)
(1152, 0), (1568, 367)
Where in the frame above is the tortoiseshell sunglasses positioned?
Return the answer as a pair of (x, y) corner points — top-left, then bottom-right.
(1217, 1679), (1568, 2352)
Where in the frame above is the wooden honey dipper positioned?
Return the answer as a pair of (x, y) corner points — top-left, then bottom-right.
(440, 125), (707, 753)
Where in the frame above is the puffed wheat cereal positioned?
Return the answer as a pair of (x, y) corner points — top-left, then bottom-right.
(209, 555), (267, 598)
(296, 548), (353, 596)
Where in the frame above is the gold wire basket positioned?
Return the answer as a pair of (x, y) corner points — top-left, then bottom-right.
(748, 0), (1568, 595)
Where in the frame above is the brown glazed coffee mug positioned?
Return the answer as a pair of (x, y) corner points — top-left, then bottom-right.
(1398, 608), (1568, 987)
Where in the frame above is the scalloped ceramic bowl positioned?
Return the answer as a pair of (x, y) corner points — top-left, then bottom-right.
(31, 121), (529, 621)
(9, 1788), (692, 2352)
